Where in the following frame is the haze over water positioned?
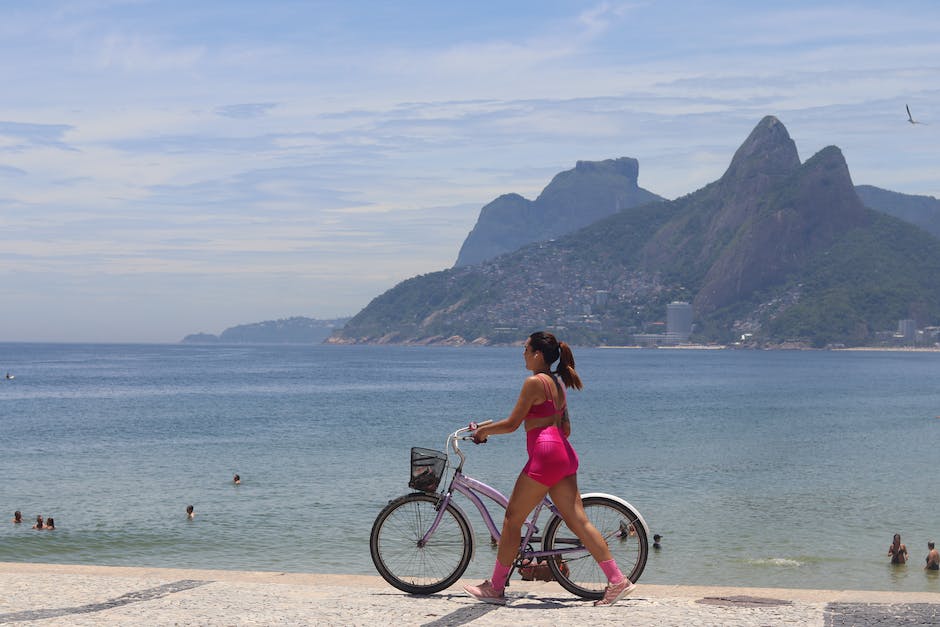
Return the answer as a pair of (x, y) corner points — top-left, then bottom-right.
(2, 343), (939, 592)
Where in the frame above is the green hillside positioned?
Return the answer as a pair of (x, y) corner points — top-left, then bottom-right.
(331, 117), (940, 348)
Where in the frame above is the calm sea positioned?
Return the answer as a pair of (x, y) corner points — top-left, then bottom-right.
(2, 343), (939, 592)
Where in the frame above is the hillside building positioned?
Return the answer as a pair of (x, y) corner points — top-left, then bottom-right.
(897, 319), (916, 343)
(666, 302), (694, 340)
(633, 302), (695, 346)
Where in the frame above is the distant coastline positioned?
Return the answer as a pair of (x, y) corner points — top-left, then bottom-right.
(597, 344), (940, 352)
(833, 346), (940, 352)
(597, 344), (726, 350)
(182, 316), (350, 344)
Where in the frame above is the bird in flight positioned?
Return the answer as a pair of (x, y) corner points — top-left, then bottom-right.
(906, 104), (927, 125)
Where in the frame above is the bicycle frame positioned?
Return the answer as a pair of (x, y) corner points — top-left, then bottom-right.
(418, 423), (604, 565)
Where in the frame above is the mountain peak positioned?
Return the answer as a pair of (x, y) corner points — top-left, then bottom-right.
(642, 117), (803, 270)
(693, 140), (870, 315)
(454, 157), (663, 267)
(572, 157), (639, 180)
(721, 115), (800, 184)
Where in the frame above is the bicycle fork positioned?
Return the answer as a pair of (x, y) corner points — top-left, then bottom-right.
(416, 492), (454, 548)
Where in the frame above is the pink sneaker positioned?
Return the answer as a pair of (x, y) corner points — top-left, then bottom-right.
(463, 580), (507, 605)
(594, 578), (635, 606)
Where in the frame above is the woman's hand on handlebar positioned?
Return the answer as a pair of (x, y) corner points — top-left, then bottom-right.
(469, 420), (492, 444)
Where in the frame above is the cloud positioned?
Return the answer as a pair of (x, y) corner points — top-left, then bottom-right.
(215, 103), (278, 119)
(0, 164), (27, 177)
(109, 133), (282, 155)
(142, 165), (367, 215)
(93, 32), (206, 72)
(0, 121), (75, 151)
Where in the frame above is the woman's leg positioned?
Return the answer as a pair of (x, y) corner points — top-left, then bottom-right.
(549, 473), (635, 605)
(547, 473), (617, 565)
(496, 471), (552, 569)
(465, 471), (550, 602)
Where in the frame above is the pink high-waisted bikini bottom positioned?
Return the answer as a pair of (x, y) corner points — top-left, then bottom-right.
(522, 425), (579, 487)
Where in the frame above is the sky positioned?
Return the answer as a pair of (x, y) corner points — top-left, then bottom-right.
(1, 1), (938, 343)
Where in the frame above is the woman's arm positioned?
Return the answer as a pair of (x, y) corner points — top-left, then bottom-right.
(473, 376), (543, 442)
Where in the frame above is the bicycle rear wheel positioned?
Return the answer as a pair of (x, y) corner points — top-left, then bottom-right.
(542, 495), (648, 599)
(370, 493), (473, 594)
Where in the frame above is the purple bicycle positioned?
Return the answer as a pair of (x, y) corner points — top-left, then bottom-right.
(369, 421), (649, 600)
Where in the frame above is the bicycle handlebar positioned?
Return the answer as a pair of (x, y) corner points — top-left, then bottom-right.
(447, 420), (493, 470)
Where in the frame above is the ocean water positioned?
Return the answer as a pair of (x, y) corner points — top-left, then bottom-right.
(2, 343), (940, 592)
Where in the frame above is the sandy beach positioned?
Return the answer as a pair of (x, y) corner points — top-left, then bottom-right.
(2, 562), (939, 626)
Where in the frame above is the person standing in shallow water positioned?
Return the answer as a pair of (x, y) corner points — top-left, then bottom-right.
(889, 533), (909, 564)
(925, 542), (939, 571)
(464, 331), (636, 607)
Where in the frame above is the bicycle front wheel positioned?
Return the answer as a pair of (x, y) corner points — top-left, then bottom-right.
(370, 493), (473, 594)
(542, 495), (648, 599)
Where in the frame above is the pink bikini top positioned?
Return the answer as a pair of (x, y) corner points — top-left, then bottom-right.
(525, 373), (566, 420)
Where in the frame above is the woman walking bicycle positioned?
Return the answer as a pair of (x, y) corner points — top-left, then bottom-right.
(464, 331), (635, 606)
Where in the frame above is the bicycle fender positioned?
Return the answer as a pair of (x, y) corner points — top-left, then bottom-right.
(385, 491), (453, 504)
(382, 492), (438, 505)
(580, 492), (651, 540)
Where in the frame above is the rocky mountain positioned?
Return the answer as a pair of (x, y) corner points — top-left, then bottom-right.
(645, 118), (871, 317)
(855, 185), (940, 239)
(330, 116), (940, 348)
(182, 316), (349, 344)
(454, 157), (663, 267)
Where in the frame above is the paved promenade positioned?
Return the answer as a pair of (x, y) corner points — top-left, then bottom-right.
(2, 562), (940, 626)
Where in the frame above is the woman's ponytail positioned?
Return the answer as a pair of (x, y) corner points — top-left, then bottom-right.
(529, 331), (583, 390)
(555, 341), (583, 390)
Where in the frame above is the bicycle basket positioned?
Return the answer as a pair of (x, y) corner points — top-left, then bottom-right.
(409, 447), (448, 493)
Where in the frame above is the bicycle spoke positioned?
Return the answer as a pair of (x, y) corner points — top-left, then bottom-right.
(543, 496), (648, 599)
(371, 494), (472, 594)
